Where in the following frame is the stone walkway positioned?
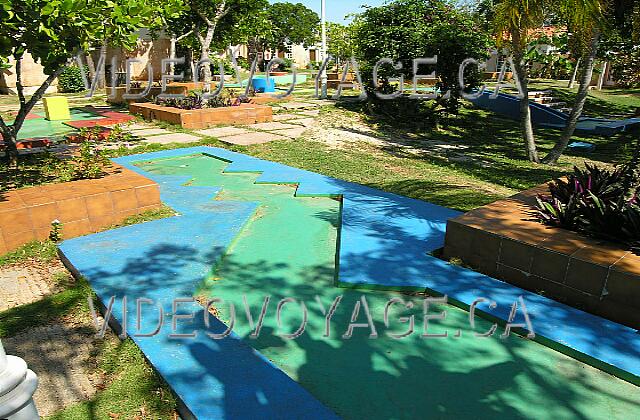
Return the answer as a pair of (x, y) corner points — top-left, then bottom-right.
(110, 99), (324, 146)
(3, 320), (109, 417)
(0, 261), (106, 417)
(0, 261), (66, 311)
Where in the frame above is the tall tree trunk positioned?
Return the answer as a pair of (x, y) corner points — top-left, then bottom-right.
(1, 129), (19, 167)
(170, 36), (177, 76)
(0, 67), (63, 167)
(542, 31), (600, 165)
(98, 43), (107, 89)
(512, 42), (539, 163)
(568, 57), (581, 89)
(86, 52), (97, 82)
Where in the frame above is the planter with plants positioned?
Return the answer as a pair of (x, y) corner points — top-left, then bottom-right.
(129, 91), (272, 129)
(443, 160), (640, 328)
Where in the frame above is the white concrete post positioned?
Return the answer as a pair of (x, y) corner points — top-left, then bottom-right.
(0, 340), (39, 419)
(320, 0), (328, 98)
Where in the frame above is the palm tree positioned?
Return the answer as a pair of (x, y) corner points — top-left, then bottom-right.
(493, 0), (548, 163)
(542, 0), (606, 164)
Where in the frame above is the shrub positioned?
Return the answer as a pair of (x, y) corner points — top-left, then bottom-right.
(608, 47), (640, 88)
(58, 65), (88, 93)
(535, 163), (640, 252)
(236, 57), (251, 70)
(209, 56), (236, 75)
(153, 89), (253, 109)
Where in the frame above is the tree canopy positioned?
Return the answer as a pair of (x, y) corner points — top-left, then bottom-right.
(352, 0), (491, 113)
(264, 2), (319, 51)
(0, 0), (184, 165)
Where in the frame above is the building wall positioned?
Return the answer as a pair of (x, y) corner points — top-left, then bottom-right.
(0, 53), (58, 94)
(102, 29), (171, 82)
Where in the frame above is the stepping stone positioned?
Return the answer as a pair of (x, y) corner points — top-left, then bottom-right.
(251, 122), (302, 131)
(305, 99), (335, 106)
(122, 123), (154, 131)
(130, 128), (168, 137)
(279, 102), (318, 110)
(195, 126), (251, 137)
(278, 127), (307, 138)
(272, 113), (303, 121)
(221, 132), (287, 145)
(298, 109), (320, 117)
(142, 133), (201, 144)
(289, 117), (316, 128)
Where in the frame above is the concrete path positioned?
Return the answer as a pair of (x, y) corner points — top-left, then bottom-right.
(3, 321), (105, 417)
(0, 262), (65, 311)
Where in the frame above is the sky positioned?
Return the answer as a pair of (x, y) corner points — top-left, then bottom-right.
(269, 0), (387, 24)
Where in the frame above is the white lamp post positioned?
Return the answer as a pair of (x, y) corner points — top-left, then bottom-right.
(320, 0), (328, 98)
(0, 340), (39, 419)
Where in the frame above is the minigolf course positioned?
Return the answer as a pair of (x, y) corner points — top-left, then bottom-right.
(58, 147), (640, 419)
(469, 90), (640, 135)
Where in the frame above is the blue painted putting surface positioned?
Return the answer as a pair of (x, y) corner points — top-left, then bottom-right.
(59, 147), (640, 418)
(59, 165), (338, 419)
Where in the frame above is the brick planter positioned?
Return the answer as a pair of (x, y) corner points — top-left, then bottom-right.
(443, 184), (640, 329)
(0, 166), (162, 254)
(129, 102), (272, 129)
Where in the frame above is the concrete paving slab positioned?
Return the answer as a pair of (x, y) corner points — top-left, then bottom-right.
(298, 109), (320, 116)
(251, 121), (302, 131)
(272, 113), (304, 121)
(129, 128), (168, 137)
(289, 117), (316, 127)
(142, 133), (201, 144)
(3, 322), (104, 417)
(122, 123), (155, 130)
(279, 102), (318, 110)
(220, 132), (287, 145)
(278, 127), (307, 138)
(195, 126), (251, 137)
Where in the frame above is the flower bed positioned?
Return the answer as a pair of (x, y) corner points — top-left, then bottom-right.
(129, 102), (272, 129)
(0, 166), (161, 253)
(443, 184), (640, 329)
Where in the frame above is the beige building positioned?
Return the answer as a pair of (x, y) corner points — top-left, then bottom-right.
(0, 53), (58, 95)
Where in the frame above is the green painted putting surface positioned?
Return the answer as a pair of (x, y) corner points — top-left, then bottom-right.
(8, 109), (101, 140)
(138, 155), (640, 419)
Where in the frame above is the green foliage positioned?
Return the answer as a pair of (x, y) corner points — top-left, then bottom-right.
(154, 89), (252, 109)
(0, 0), (185, 164)
(49, 139), (110, 181)
(264, 2), (319, 50)
(352, 0), (491, 115)
(167, 0), (269, 56)
(536, 163), (640, 251)
(57, 65), (88, 93)
(275, 58), (294, 71)
(327, 22), (355, 63)
(608, 46), (640, 89)
(73, 140), (110, 179)
(49, 219), (63, 242)
(525, 34), (573, 79)
(210, 55), (236, 74)
(236, 56), (251, 70)
(0, 0), (185, 75)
